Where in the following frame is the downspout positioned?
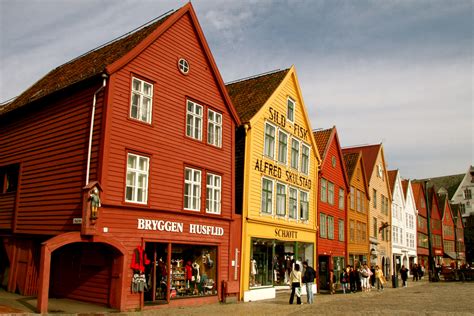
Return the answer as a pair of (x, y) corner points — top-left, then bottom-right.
(86, 74), (108, 185)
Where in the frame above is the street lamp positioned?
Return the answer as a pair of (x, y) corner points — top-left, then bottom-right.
(424, 179), (435, 282)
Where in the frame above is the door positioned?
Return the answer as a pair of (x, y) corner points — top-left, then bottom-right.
(318, 256), (329, 290)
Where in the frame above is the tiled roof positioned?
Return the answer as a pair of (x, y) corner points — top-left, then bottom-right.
(387, 170), (398, 195)
(343, 152), (359, 180)
(401, 179), (409, 200)
(342, 144), (381, 181)
(419, 174), (464, 200)
(225, 69), (289, 123)
(0, 10), (176, 116)
(313, 128), (333, 159)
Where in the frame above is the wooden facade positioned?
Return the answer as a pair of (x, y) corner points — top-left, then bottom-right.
(314, 127), (349, 288)
(0, 3), (241, 312)
(428, 189), (444, 264)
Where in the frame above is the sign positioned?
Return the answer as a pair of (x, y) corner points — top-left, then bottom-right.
(137, 218), (224, 236)
(268, 107), (309, 141)
(254, 158), (312, 189)
(275, 228), (298, 239)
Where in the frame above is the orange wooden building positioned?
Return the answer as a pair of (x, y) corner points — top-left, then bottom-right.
(0, 3), (241, 312)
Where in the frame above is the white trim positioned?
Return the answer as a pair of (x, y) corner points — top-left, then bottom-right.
(261, 176), (275, 215)
(186, 100), (203, 141)
(286, 97), (295, 124)
(263, 122), (277, 159)
(301, 142), (310, 175)
(206, 173), (221, 214)
(277, 129), (289, 165)
(207, 109), (222, 148)
(125, 153), (149, 204)
(290, 137), (300, 170)
(184, 167), (202, 211)
(130, 77), (153, 123)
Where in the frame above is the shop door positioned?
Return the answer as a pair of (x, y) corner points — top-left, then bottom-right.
(144, 243), (168, 305)
(318, 256), (329, 290)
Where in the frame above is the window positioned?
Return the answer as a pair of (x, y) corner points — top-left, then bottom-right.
(465, 188), (472, 199)
(321, 179), (327, 202)
(356, 190), (361, 212)
(360, 190), (366, 213)
(300, 191), (309, 221)
(206, 173), (221, 214)
(278, 130), (288, 164)
(130, 77), (153, 123)
(207, 109), (222, 147)
(126, 153), (149, 204)
(264, 123), (276, 158)
(349, 220), (355, 242)
(350, 187), (355, 210)
(381, 195), (385, 214)
(186, 100), (203, 140)
(392, 226), (398, 243)
(276, 183), (287, 216)
(320, 213), (327, 238)
(289, 187), (298, 219)
(338, 219), (344, 241)
(356, 221), (362, 242)
(291, 138), (300, 169)
(339, 188), (345, 210)
(331, 156), (336, 167)
(373, 217), (378, 238)
(328, 182), (334, 205)
(301, 144), (310, 175)
(287, 97), (295, 123)
(361, 223), (367, 242)
(178, 58), (189, 74)
(0, 164), (19, 193)
(261, 178), (274, 214)
(328, 216), (334, 239)
(184, 168), (201, 211)
(373, 189), (377, 208)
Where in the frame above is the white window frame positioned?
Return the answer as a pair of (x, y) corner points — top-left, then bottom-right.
(301, 143), (310, 175)
(125, 153), (149, 204)
(278, 130), (288, 164)
(321, 178), (327, 203)
(328, 216), (334, 239)
(338, 219), (345, 241)
(184, 167), (202, 211)
(287, 97), (295, 123)
(290, 138), (300, 170)
(207, 109), (222, 148)
(276, 182), (287, 217)
(289, 187), (298, 219)
(300, 190), (309, 221)
(350, 186), (355, 210)
(186, 100), (203, 141)
(339, 188), (345, 210)
(328, 182), (335, 205)
(320, 213), (327, 238)
(206, 173), (221, 214)
(130, 77), (153, 123)
(264, 122), (276, 159)
(261, 177), (274, 214)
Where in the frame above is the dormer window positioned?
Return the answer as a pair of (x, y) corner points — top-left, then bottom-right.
(130, 77), (153, 123)
(287, 97), (295, 123)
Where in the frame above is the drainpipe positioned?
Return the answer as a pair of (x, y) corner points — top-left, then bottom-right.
(86, 74), (108, 185)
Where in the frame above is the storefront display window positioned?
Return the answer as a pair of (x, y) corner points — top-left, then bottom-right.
(250, 237), (314, 288)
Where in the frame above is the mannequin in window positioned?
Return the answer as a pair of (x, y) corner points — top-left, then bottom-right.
(250, 258), (257, 286)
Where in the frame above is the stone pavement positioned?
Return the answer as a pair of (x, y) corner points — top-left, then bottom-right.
(1, 279), (473, 315)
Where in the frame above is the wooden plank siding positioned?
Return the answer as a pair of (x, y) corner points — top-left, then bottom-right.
(0, 80), (105, 235)
(0, 192), (15, 229)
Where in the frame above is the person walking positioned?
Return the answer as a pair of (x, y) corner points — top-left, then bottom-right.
(360, 264), (370, 292)
(412, 263), (419, 282)
(400, 265), (408, 287)
(329, 269), (336, 294)
(349, 266), (357, 293)
(340, 267), (349, 294)
(302, 261), (315, 304)
(289, 264), (302, 305)
(375, 265), (385, 291)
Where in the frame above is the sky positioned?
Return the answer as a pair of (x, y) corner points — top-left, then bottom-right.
(1, 0), (472, 180)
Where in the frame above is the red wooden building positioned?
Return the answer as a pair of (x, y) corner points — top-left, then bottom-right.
(412, 182), (429, 270)
(0, 3), (241, 312)
(428, 188), (444, 265)
(438, 193), (466, 266)
(313, 127), (349, 290)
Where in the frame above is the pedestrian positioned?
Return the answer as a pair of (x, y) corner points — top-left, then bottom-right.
(370, 265), (376, 288)
(360, 264), (370, 292)
(349, 266), (357, 293)
(340, 267), (349, 294)
(302, 261), (315, 304)
(375, 265), (385, 291)
(329, 269), (336, 294)
(400, 265), (408, 287)
(289, 263), (302, 305)
(412, 263), (419, 282)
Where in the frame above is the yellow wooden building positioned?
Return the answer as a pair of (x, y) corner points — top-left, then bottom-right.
(226, 67), (321, 301)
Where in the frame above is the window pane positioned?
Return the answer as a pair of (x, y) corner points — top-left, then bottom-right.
(278, 131), (288, 163)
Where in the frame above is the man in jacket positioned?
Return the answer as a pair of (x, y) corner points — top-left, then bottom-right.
(302, 261), (316, 304)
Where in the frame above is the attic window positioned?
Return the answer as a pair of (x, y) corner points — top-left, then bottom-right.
(178, 58), (190, 75)
(332, 156), (336, 167)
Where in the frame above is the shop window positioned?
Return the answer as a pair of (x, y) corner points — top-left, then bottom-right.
(125, 153), (149, 204)
(184, 168), (201, 211)
(261, 178), (274, 214)
(0, 164), (19, 193)
(287, 97), (295, 123)
(290, 138), (300, 170)
(264, 123), (276, 158)
(278, 130), (288, 164)
(276, 183), (287, 217)
(130, 77), (153, 123)
(300, 190), (309, 221)
(186, 100), (203, 141)
(289, 187), (298, 219)
(206, 173), (221, 214)
(300, 144), (310, 175)
(207, 109), (222, 148)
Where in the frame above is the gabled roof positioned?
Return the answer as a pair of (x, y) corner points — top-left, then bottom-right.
(225, 69), (289, 123)
(343, 152), (359, 180)
(401, 179), (409, 200)
(419, 173), (464, 200)
(313, 128), (332, 159)
(388, 170), (398, 196)
(342, 144), (381, 181)
(1, 3), (241, 125)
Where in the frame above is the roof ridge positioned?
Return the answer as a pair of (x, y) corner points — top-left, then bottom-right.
(225, 68), (288, 85)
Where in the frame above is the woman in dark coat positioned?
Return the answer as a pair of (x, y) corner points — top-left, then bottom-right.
(400, 265), (408, 287)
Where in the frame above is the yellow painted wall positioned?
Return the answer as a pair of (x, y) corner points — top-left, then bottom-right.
(347, 157), (369, 258)
(240, 67), (319, 296)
